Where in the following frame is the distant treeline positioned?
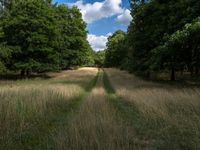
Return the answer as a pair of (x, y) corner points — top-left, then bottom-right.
(104, 0), (200, 81)
(0, 0), (94, 75)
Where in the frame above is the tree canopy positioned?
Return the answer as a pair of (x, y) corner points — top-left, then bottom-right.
(0, 0), (93, 74)
(105, 30), (126, 67)
(105, 0), (200, 81)
(94, 50), (105, 67)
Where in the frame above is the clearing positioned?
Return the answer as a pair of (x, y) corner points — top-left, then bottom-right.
(0, 68), (200, 150)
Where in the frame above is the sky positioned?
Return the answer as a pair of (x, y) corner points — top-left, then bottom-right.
(53, 0), (132, 51)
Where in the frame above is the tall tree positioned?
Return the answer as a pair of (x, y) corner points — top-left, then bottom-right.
(55, 5), (93, 69)
(1, 0), (59, 74)
(152, 17), (200, 80)
(0, 0), (94, 74)
(126, 0), (200, 78)
(94, 50), (105, 67)
(105, 30), (126, 67)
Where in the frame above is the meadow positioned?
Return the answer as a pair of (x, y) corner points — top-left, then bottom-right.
(104, 68), (200, 150)
(0, 67), (200, 150)
(0, 68), (98, 150)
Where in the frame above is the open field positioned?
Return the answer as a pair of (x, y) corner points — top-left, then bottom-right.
(104, 68), (200, 149)
(0, 67), (98, 150)
(0, 67), (200, 150)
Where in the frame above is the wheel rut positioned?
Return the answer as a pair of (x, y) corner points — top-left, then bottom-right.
(54, 69), (137, 150)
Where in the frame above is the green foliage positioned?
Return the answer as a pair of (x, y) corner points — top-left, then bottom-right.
(105, 30), (126, 67)
(55, 5), (93, 69)
(0, 0), (93, 74)
(0, 44), (11, 72)
(94, 50), (105, 67)
(153, 18), (200, 75)
(127, 0), (200, 79)
(105, 0), (200, 80)
(1, 0), (60, 72)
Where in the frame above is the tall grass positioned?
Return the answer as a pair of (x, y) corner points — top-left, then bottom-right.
(53, 70), (139, 150)
(105, 68), (200, 150)
(2, 67), (199, 149)
(0, 67), (98, 150)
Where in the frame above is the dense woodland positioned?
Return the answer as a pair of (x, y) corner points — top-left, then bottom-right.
(0, 0), (94, 75)
(0, 0), (200, 81)
(105, 0), (200, 81)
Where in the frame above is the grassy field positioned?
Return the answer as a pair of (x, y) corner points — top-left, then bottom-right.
(0, 67), (200, 150)
(0, 68), (98, 150)
(104, 68), (200, 150)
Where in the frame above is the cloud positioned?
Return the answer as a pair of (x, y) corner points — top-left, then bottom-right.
(67, 0), (132, 51)
(87, 33), (112, 51)
(72, 0), (123, 24)
(116, 9), (132, 25)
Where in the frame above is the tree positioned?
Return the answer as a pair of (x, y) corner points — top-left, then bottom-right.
(105, 30), (126, 67)
(94, 51), (105, 67)
(125, 0), (200, 79)
(0, 6), (10, 73)
(101, 0), (200, 80)
(1, 0), (59, 75)
(152, 17), (200, 80)
(0, 0), (93, 75)
(55, 5), (93, 69)
(0, 44), (11, 73)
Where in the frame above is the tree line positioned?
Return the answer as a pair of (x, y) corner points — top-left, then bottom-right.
(0, 0), (94, 75)
(105, 0), (200, 81)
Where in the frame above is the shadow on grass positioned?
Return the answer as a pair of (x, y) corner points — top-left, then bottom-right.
(7, 95), (84, 150)
(103, 70), (200, 150)
(0, 73), (52, 81)
(134, 72), (200, 88)
(0, 71), (99, 150)
(52, 74), (99, 92)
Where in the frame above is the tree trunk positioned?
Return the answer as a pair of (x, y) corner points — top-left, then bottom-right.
(180, 69), (184, 76)
(195, 67), (199, 75)
(26, 69), (31, 76)
(170, 67), (175, 81)
(146, 70), (150, 79)
(190, 67), (194, 77)
(21, 69), (25, 76)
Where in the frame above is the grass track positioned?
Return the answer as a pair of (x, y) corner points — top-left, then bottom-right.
(104, 68), (200, 150)
(54, 69), (142, 150)
(1, 68), (200, 150)
(0, 68), (99, 150)
(103, 70), (151, 149)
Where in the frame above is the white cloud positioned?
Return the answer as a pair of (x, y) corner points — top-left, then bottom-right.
(67, 0), (132, 51)
(87, 33), (112, 51)
(116, 9), (132, 25)
(72, 0), (123, 24)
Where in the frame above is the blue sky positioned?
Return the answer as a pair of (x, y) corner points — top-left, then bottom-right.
(54, 0), (132, 51)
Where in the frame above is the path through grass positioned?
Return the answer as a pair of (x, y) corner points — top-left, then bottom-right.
(104, 68), (200, 150)
(54, 69), (139, 150)
(0, 68), (98, 150)
(1, 68), (200, 150)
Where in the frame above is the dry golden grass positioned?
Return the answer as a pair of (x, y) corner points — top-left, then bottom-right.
(105, 68), (200, 149)
(0, 67), (98, 150)
(49, 67), (98, 79)
(54, 70), (140, 150)
(2, 67), (199, 149)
